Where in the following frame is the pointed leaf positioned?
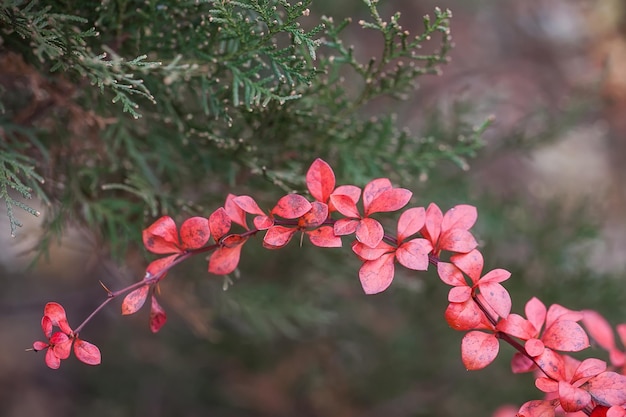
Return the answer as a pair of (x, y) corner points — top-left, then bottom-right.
(535, 377), (558, 393)
(334, 218), (359, 236)
(422, 203), (443, 246)
(179, 217), (210, 249)
(461, 331), (499, 370)
(208, 245), (244, 275)
(517, 400), (556, 417)
(44, 302), (68, 327)
(395, 238), (432, 270)
(330, 194), (360, 218)
(298, 202), (328, 228)
(437, 262), (466, 286)
(573, 358), (607, 381)
(122, 285), (150, 315)
(306, 158), (335, 202)
(582, 310), (616, 352)
(253, 215), (274, 230)
(587, 372), (626, 407)
(263, 226), (297, 249)
(143, 216), (181, 254)
(546, 304), (583, 329)
(352, 240), (394, 261)
(543, 321), (589, 352)
(209, 207), (232, 241)
(233, 195), (265, 215)
(307, 226), (342, 248)
(359, 253), (395, 294)
(146, 254), (178, 278)
(496, 314), (537, 340)
(272, 194), (312, 219)
(526, 297), (547, 335)
(150, 296), (167, 333)
(442, 205), (478, 231)
(451, 249), (484, 284)
(329, 185), (361, 212)
(362, 178), (392, 212)
(41, 315), (53, 338)
(535, 348), (566, 381)
(355, 217), (384, 248)
(397, 207), (426, 242)
(74, 338), (101, 366)
(480, 268), (511, 283)
(559, 381), (591, 412)
(365, 188), (412, 215)
(479, 281), (511, 318)
(439, 229), (478, 254)
(224, 194), (248, 229)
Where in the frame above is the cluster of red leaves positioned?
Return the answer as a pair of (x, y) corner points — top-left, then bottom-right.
(30, 158), (626, 417)
(32, 302), (101, 369)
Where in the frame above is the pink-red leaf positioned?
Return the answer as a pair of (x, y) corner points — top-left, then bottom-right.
(359, 253), (395, 295)
(479, 281), (511, 318)
(573, 358), (607, 381)
(525, 338), (546, 357)
(209, 208), (232, 241)
(422, 203), (443, 245)
(122, 285), (150, 315)
(395, 238), (432, 271)
(461, 331), (499, 370)
(74, 338), (101, 366)
(45, 347), (61, 369)
(307, 226), (342, 248)
(437, 262), (466, 287)
(542, 321), (590, 352)
(365, 188), (412, 215)
(329, 185), (361, 212)
(33, 340), (48, 351)
(143, 216), (181, 254)
(439, 229), (478, 254)
(41, 315), (53, 338)
(298, 202), (328, 228)
(534, 348), (566, 381)
(224, 194), (248, 229)
(445, 299), (486, 331)
(448, 286), (471, 303)
(517, 400), (556, 417)
(355, 217), (384, 248)
(559, 381), (591, 412)
(587, 372), (626, 407)
(334, 218), (359, 236)
(397, 207), (426, 241)
(179, 217), (210, 250)
(330, 194), (360, 218)
(43, 302), (73, 335)
(511, 351), (536, 373)
(352, 240), (394, 261)
(253, 215), (274, 230)
(150, 296), (167, 333)
(362, 178), (392, 211)
(526, 297), (547, 335)
(50, 332), (72, 359)
(582, 310), (616, 352)
(263, 226), (297, 249)
(272, 194), (312, 219)
(146, 254), (178, 277)
(209, 244), (244, 275)
(442, 204), (478, 231)
(451, 249), (483, 284)
(233, 195), (265, 216)
(306, 158), (335, 202)
(496, 314), (537, 340)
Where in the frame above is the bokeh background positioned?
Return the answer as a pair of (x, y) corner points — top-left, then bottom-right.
(2, 0), (626, 416)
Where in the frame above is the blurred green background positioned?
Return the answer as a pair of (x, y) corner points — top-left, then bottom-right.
(1, 0), (626, 416)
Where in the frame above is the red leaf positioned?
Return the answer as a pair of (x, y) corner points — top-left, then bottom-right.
(587, 372), (626, 407)
(263, 226), (297, 249)
(150, 296), (167, 333)
(365, 188), (412, 215)
(526, 338), (546, 357)
(306, 158), (335, 202)
(209, 208), (232, 241)
(496, 314), (537, 340)
(536, 377), (558, 393)
(146, 254), (178, 277)
(50, 332), (72, 359)
(511, 351), (536, 373)
(573, 358), (607, 381)
(307, 226), (342, 248)
(526, 297), (547, 335)
(143, 216), (181, 254)
(330, 194), (360, 218)
(422, 203), (443, 246)
(359, 253), (395, 294)
(41, 315), (53, 338)
(517, 400), (556, 417)
(221, 234), (248, 248)
(272, 194), (312, 219)
(448, 286), (471, 303)
(479, 281), (511, 318)
(582, 310), (616, 352)
(558, 381), (591, 412)
(233, 195), (265, 215)
(253, 215), (274, 230)
(480, 268), (511, 283)
(334, 218), (359, 236)
(209, 245), (244, 275)
(298, 202), (328, 228)
(224, 194), (248, 229)
(362, 178), (392, 211)
(45, 347), (61, 369)
(395, 238), (432, 270)
(33, 340), (48, 351)
(461, 331), (499, 370)
(74, 338), (101, 366)
(397, 207), (426, 241)
(329, 185), (361, 212)
(122, 285), (150, 315)
(451, 249), (483, 284)
(607, 406), (626, 417)
(439, 228), (478, 254)
(444, 299), (485, 331)
(352, 240), (394, 261)
(355, 217), (384, 248)
(437, 262), (466, 286)
(542, 321), (590, 352)
(546, 304), (583, 329)
(44, 302), (68, 327)
(535, 348), (566, 381)
(179, 217), (210, 249)
(442, 204), (478, 231)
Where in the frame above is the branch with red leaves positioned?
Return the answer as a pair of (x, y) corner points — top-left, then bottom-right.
(29, 158), (626, 417)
